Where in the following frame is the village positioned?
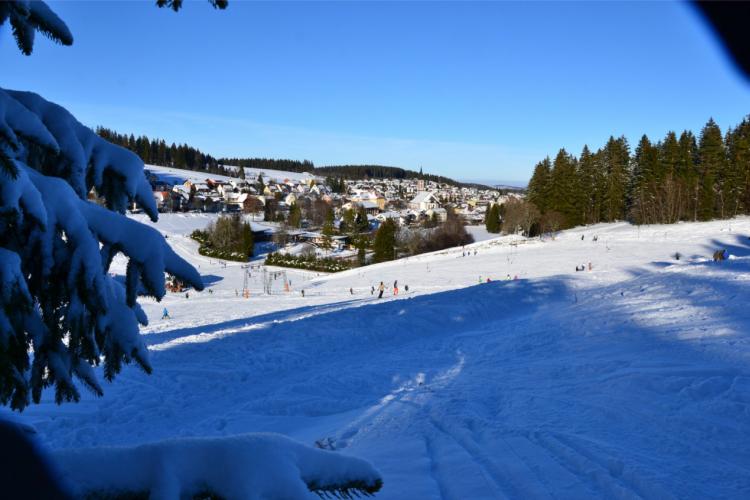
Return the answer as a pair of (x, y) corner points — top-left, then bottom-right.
(142, 165), (522, 255)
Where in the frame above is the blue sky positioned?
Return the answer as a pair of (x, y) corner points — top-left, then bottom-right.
(2, 1), (749, 184)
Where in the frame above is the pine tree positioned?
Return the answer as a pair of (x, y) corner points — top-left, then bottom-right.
(722, 122), (749, 217)
(357, 238), (367, 266)
(697, 118), (725, 220)
(484, 203), (501, 233)
(341, 208), (356, 234)
(0, 10), (205, 408)
(239, 218), (254, 258)
(731, 117), (750, 214)
(676, 131), (700, 220)
(355, 206), (370, 233)
(287, 202), (302, 228)
(576, 145), (599, 224)
(320, 208), (335, 253)
(526, 157), (551, 213)
(549, 149), (580, 227)
(372, 219), (397, 263)
(601, 136), (631, 222)
(628, 135), (659, 224)
(657, 131), (682, 223)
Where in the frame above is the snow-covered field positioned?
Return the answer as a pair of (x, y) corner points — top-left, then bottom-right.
(9, 216), (750, 498)
(146, 163), (322, 185)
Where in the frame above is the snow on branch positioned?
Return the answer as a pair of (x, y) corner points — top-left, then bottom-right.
(0, 87), (204, 410)
(54, 433), (383, 499)
(6, 90), (157, 218)
(0, 1), (73, 55)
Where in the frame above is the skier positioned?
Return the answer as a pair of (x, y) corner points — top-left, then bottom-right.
(581, 234), (584, 241)
(405, 284), (409, 292)
(301, 289), (305, 297)
(185, 292), (189, 299)
(350, 287), (354, 295)
(161, 307), (170, 320)
(393, 280), (398, 295)
(474, 249), (477, 256)
(588, 262), (592, 271)
(371, 286), (375, 295)
(378, 281), (385, 299)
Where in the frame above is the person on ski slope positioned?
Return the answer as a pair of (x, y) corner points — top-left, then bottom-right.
(378, 282), (385, 299)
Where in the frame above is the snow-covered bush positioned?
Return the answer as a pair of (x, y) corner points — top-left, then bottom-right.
(265, 252), (352, 273)
(54, 433), (383, 499)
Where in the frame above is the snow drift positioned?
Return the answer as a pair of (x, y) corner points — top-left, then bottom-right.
(54, 433), (383, 499)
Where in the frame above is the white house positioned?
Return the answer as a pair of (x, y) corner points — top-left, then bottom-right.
(409, 191), (441, 211)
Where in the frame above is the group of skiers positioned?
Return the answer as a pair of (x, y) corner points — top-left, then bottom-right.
(713, 249), (729, 261)
(575, 262), (593, 272)
(478, 274), (517, 283)
(462, 248), (478, 257)
(366, 280), (408, 298)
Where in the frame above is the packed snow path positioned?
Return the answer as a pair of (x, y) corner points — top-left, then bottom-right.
(11, 217), (750, 499)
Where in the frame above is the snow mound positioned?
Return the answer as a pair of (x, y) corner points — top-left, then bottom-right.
(54, 433), (382, 499)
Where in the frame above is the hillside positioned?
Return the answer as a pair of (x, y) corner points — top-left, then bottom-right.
(98, 126), (494, 188)
(145, 163), (322, 185)
(9, 216), (750, 499)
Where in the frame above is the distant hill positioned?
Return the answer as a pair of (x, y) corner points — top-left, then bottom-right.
(313, 165), (492, 189)
(98, 126), (499, 190)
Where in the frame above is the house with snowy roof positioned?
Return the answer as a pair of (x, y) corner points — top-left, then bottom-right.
(409, 191), (441, 211)
(224, 191), (249, 209)
(342, 200), (381, 215)
(153, 191), (170, 211)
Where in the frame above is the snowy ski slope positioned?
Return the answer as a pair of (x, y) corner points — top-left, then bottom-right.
(10, 216), (750, 499)
(146, 164), (321, 185)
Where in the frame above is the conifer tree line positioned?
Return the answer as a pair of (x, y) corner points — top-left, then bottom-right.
(526, 117), (750, 228)
(96, 127), (488, 188)
(220, 157), (315, 173)
(314, 164), (482, 188)
(96, 127), (233, 176)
